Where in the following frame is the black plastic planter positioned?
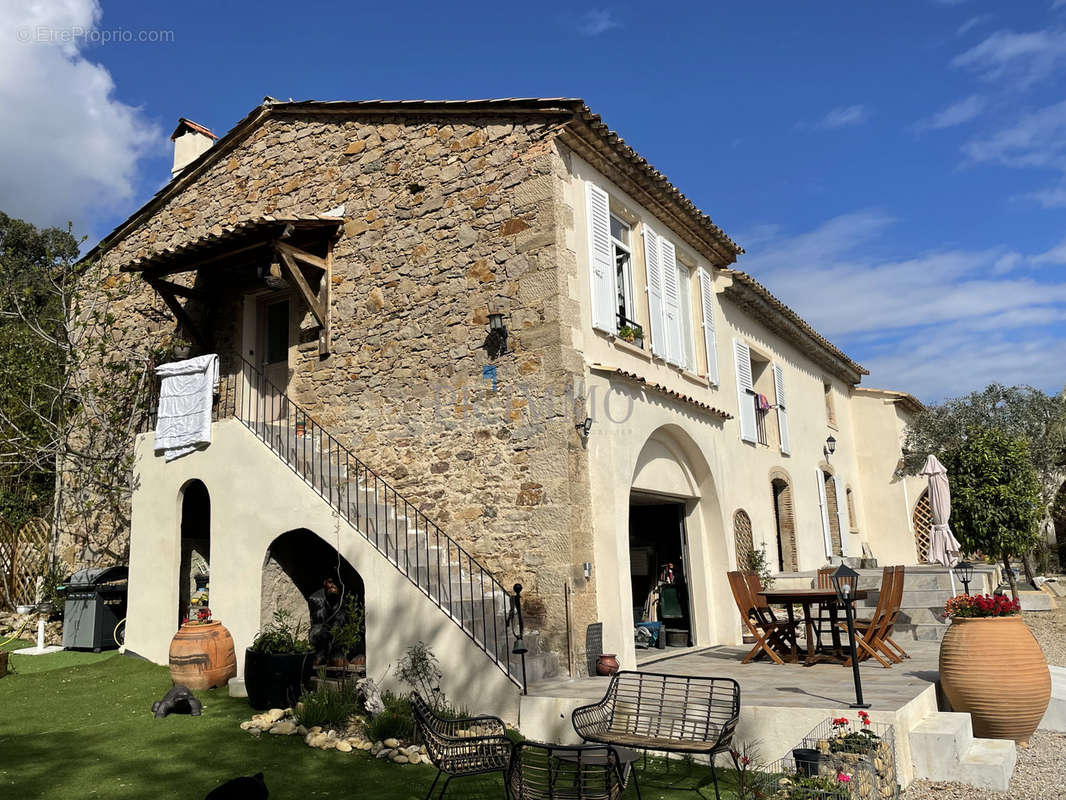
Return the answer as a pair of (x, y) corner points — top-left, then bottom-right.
(792, 747), (823, 778)
(244, 649), (314, 710)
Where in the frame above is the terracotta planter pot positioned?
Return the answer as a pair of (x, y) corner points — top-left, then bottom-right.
(596, 654), (620, 676)
(939, 615), (1051, 746)
(169, 620), (237, 690)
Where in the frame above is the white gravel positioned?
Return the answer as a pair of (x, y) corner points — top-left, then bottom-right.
(902, 731), (1066, 800)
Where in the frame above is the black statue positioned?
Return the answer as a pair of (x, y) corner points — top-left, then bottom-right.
(308, 575), (346, 664)
(151, 684), (202, 718)
(204, 772), (268, 799)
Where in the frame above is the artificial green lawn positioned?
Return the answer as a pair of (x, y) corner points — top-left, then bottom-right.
(0, 652), (737, 799)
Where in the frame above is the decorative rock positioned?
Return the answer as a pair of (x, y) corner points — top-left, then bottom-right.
(384, 737), (400, 748)
(266, 708), (285, 722)
(269, 721), (297, 735)
(391, 754), (409, 764)
(375, 748), (392, 759)
(336, 740), (353, 753)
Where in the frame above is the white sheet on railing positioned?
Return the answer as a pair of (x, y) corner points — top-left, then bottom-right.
(154, 354), (219, 461)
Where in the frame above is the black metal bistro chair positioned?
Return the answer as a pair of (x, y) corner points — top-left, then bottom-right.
(507, 741), (630, 800)
(411, 692), (514, 799)
(571, 671), (741, 800)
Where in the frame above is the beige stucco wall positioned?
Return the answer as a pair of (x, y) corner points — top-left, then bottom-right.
(559, 151), (924, 668)
(126, 419), (521, 715)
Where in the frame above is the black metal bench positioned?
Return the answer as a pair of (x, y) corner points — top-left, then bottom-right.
(571, 671), (741, 800)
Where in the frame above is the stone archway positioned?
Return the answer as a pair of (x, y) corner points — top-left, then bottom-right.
(769, 468), (798, 572)
(261, 529), (366, 662)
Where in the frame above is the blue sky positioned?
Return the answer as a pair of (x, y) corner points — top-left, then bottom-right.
(1, 0), (1065, 402)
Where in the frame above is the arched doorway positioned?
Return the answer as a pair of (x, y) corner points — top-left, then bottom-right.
(912, 490), (932, 563)
(262, 529), (366, 666)
(770, 470), (798, 572)
(178, 480), (210, 626)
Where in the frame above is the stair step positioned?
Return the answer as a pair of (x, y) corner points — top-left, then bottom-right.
(909, 712), (1017, 791)
(957, 739), (1017, 791)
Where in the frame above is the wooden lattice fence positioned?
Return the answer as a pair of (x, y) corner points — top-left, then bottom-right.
(0, 516), (51, 609)
(912, 490), (932, 563)
(733, 509), (754, 569)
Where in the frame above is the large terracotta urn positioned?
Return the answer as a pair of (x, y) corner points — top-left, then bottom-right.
(939, 615), (1051, 745)
(169, 620), (237, 690)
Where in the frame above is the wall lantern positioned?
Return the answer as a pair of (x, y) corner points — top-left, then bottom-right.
(831, 563), (870, 709)
(953, 560), (974, 595)
(825, 434), (837, 460)
(484, 311), (509, 358)
(576, 417), (594, 438)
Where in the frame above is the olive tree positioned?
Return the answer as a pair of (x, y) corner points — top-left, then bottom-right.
(943, 427), (1044, 600)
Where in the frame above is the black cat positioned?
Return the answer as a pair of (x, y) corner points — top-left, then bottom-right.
(151, 684), (202, 718)
(204, 772), (268, 799)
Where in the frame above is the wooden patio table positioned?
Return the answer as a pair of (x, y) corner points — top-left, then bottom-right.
(758, 588), (868, 666)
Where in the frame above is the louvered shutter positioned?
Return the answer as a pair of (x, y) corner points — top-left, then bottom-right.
(585, 181), (617, 334)
(773, 363), (790, 455)
(643, 226), (666, 358)
(660, 237), (683, 366)
(698, 268), (719, 385)
(834, 475), (850, 552)
(817, 470), (833, 557)
(733, 339), (756, 443)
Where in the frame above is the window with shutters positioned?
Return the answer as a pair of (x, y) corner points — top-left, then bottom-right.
(677, 262), (696, 370)
(771, 474), (798, 572)
(823, 470), (843, 556)
(610, 216), (641, 345)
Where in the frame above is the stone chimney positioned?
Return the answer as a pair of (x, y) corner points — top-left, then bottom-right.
(170, 118), (218, 177)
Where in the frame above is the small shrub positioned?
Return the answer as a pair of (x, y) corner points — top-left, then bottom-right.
(363, 691), (413, 742)
(397, 641), (444, 710)
(249, 608), (313, 655)
(745, 545), (775, 589)
(295, 677), (363, 730)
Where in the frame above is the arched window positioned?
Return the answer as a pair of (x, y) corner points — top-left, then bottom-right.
(913, 489), (933, 563)
(733, 509), (754, 570)
(845, 487), (857, 532)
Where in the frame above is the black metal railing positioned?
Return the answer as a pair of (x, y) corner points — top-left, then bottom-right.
(144, 355), (525, 690)
(615, 313), (644, 348)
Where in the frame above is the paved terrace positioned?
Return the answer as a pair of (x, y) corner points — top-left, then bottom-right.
(519, 641), (943, 785)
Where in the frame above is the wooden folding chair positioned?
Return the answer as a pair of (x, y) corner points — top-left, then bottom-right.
(837, 568), (894, 669)
(813, 566), (836, 643)
(727, 570), (797, 665)
(877, 566), (910, 661)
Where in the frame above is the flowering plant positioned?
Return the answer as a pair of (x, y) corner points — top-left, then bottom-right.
(827, 714), (880, 754)
(944, 594), (1020, 618)
(184, 606), (212, 625)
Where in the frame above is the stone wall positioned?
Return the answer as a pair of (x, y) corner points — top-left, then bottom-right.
(74, 110), (599, 673)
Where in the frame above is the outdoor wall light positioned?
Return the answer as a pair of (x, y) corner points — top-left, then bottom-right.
(576, 417), (593, 438)
(484, 312), (509, 358)
(583, 562), (593, 580)
(831, 563), (870, 709)
(953, 560), (974, 595)
(824, 434), (837, 459)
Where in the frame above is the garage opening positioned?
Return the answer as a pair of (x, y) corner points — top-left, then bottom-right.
(629, 493), (693, 649)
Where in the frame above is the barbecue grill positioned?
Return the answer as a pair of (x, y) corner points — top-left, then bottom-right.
(61, 565), (129, 651)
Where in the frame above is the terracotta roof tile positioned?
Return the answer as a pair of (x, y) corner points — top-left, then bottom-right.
(593, 365), (734, 420)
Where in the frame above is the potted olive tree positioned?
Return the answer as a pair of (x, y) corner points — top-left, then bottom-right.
(244, 609), (315, 710)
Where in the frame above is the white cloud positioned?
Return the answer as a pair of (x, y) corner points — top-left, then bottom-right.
(953, 28), (1066, 88)
(577, 9), (620, 37)
(963, 99), (1066, 169)
(0, 0), (161, 230)
(1033, 238), (1066, 265)
(736, 212), (1066, 401)
(913, 94), (986, 132)
(957, 15), (993, 37)
(814, 105), (869, 130)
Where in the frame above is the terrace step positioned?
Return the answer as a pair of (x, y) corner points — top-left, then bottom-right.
(909, 712), (1016, 791)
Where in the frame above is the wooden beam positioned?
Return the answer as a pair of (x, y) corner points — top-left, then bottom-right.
(148, 281), (211, 352)
(145, 279), (208, 300)
(128, 240), (272, 275)
(275, 240), (328, 271)
(274, 246), (325, 328)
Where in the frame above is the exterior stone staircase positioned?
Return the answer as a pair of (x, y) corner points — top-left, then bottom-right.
(908, 712), (1017, 790)
(197, 359), (562, 690)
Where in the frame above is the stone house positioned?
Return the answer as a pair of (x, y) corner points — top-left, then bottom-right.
(77, 98), (927, 710)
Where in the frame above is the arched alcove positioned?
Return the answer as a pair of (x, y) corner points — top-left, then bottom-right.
(261, 529), (366, 665)
(769, 469), (798, 572)
(178, 479), (210, 626)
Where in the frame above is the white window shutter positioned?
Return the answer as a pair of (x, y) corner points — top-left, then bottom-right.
(733, 339), (756, 443)
(698, 268), (719, 385)
(585, 181), (617, 334)
(834, 474), (850, 546)
(643, 226), (666, 358)
(773, 363), (790, 455)
(817, 470), (833, 557)
(660, 237), (683, 366)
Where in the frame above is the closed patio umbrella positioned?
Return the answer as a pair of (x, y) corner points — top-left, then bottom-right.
(919, 454), (963, 595)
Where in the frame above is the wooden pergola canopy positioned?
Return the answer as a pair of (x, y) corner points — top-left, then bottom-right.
(118, 215), (342, 355)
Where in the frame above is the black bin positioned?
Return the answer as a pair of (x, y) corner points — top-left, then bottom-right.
(61, 566), (129, 652)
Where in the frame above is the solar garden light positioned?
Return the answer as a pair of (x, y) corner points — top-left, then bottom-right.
(953, 560), (974, 595)
(831, 563), (870, 709)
